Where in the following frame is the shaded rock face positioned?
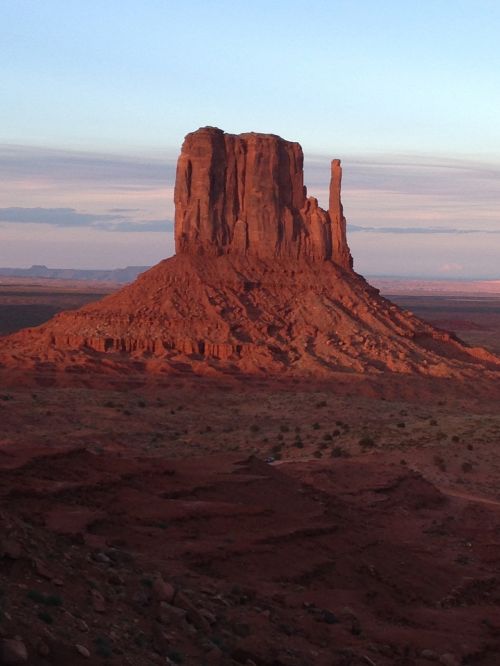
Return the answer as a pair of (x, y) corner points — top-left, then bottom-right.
(174, 127), (353, 268)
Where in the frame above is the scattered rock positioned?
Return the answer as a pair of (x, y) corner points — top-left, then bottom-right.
(0, 638), (28, 664)
(32, 559), (54, 580)
(90, 589), (106, 613)
(157, 602), (187, 626)
(75, 644), (90, 658)
(151, 576), (175, 603)
(0, 539), (22, 560)
(36, 640), (50, 657)
(76, 619), (89, 633)
(175, 591), (211, 632)
(93, 551), (111, 565)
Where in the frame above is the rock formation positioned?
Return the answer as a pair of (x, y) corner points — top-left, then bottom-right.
(174, 127), (352, 266)
(0, 127), (499, 379)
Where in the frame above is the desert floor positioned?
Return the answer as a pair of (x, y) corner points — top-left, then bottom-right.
(0, 279), (499, 665)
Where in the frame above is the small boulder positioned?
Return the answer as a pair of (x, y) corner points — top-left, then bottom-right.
(75, 644), (90, 658)
(0, 638), (28, 664)
(151, 577), (175, 603)
(90, 589), (106, 613)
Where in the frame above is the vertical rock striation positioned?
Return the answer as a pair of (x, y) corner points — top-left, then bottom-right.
(174, 126), (353, 267)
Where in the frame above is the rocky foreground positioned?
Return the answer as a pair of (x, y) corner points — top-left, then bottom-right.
(0, 379), (500, 665)
(1, 444), (500, 665)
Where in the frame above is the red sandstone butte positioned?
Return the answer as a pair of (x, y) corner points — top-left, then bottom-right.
(0, 126), (499, 379)
(175, 127), (352, 268)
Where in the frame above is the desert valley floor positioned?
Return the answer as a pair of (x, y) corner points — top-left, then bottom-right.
(0, 278), (500, 665)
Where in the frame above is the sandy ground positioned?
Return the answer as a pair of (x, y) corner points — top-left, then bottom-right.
(1, 376), (500, 665)
(1, 280), (500, 664)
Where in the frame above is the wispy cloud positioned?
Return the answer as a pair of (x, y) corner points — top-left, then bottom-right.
(349, 224), (500, 234)
(0, 144), (175, 185)
(0, 207), (173, 232)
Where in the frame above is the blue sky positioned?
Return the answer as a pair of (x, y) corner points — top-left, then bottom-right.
(2, 1), (500, 276)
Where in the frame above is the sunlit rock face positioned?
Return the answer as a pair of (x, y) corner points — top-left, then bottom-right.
(174, 127), (352, 269)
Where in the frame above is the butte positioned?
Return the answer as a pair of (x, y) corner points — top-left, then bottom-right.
(1, 126), (499, 381)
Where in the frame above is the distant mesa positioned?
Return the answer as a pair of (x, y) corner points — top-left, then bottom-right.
(0, 126), (499, 379)
(0, 265), (149, 283)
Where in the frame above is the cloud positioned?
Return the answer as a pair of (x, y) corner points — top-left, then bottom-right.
(305, 153), (500, 234)
(439, 263), (464, 273)
(107, 207), (142, 213)
(0, 207), (173, 232)
(113, 219), (172, 232)
(348, 224), (500, 234)
(0, 144), (175, 186)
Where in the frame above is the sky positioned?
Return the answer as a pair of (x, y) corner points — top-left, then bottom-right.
(2, 0), (500, 277)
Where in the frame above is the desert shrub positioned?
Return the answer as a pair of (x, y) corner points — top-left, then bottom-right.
(397, 422), (406, 428)
(433, 455), (446, 472)
(312, 422), (321, 430)
(280, 424), (290, 433)
(359, 435), (375, 449)
(461, 461), (473, 473)
(316, 400), (327, 408)
(323, 433), (333, 442)
(249, 424), (259, 433)
(37, 610), (53, 624)
(27, 590), (62, 607)
(94, 636), (113, 658)
(451, 435), (460, 442)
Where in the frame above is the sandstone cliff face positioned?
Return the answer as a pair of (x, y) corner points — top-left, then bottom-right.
(174, 127), (352, 267)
